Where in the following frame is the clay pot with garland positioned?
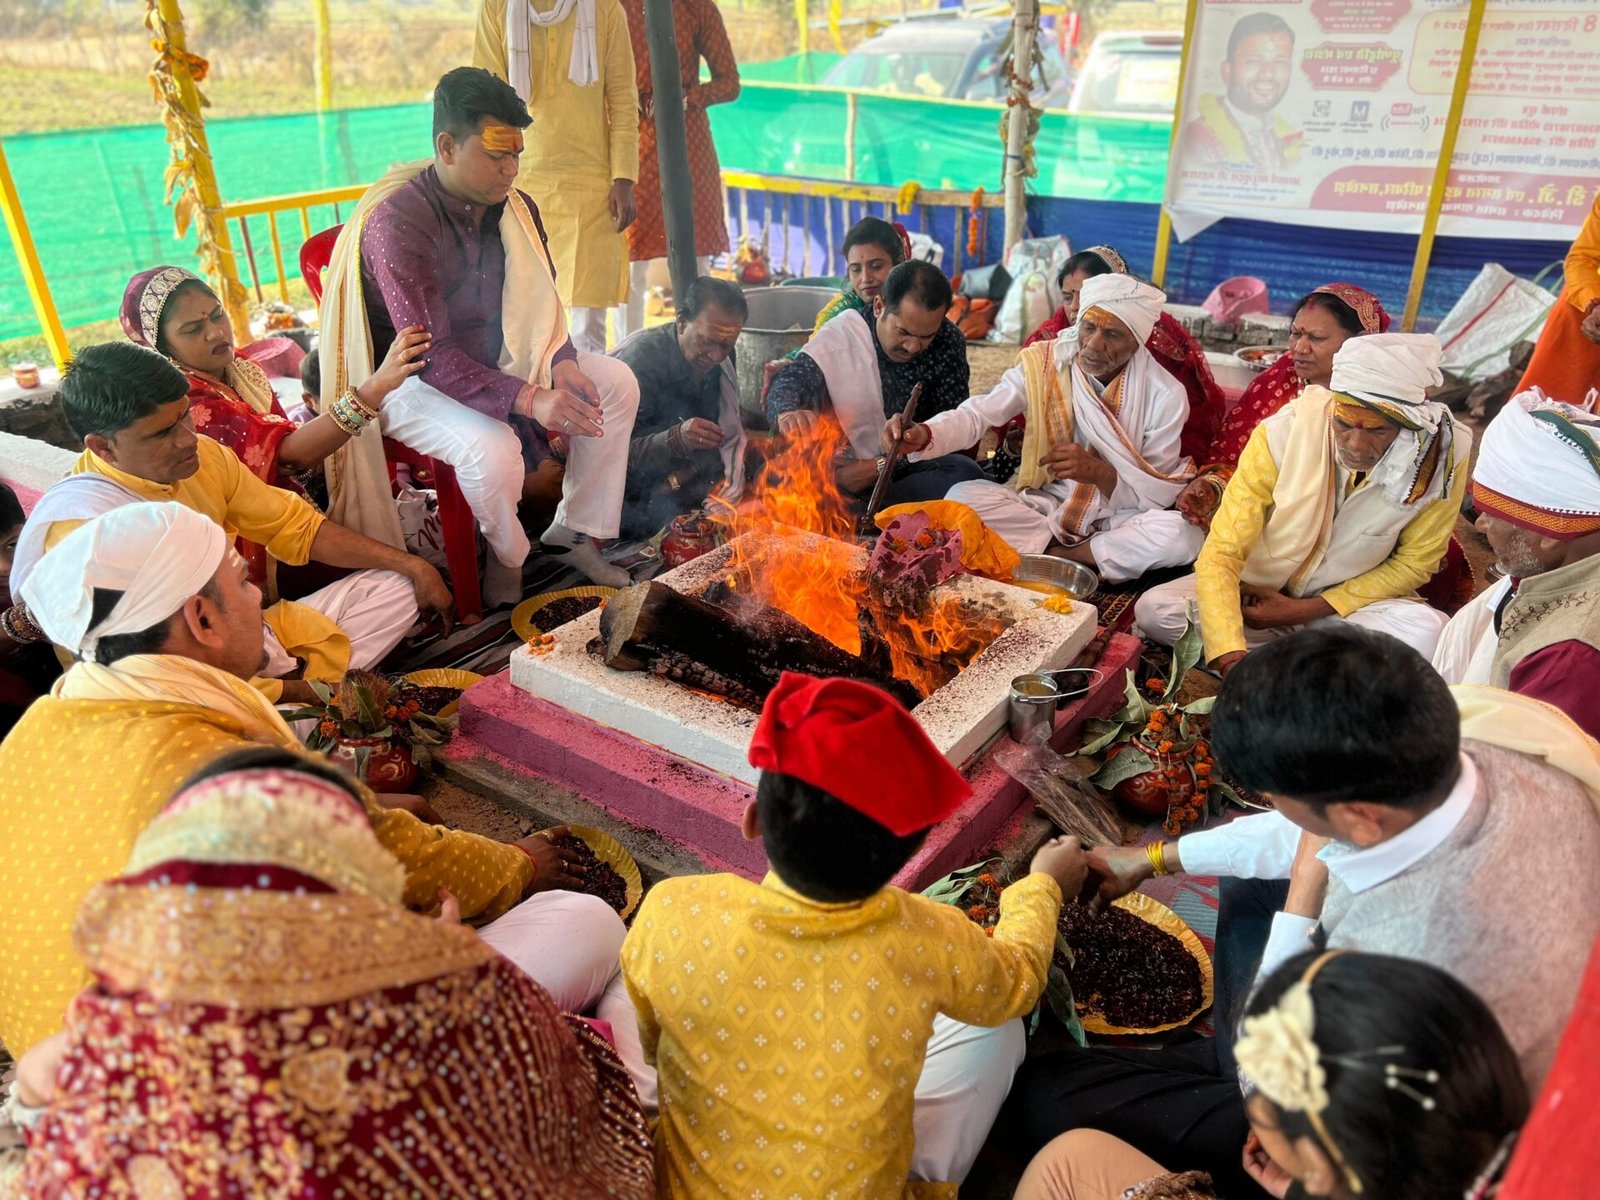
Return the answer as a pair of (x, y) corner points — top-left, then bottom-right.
(287, 670), (460, 794)
(1074, 619), (1243, 836)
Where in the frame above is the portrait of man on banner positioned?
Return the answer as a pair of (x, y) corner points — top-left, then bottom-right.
(1186, 12), (1302, 174)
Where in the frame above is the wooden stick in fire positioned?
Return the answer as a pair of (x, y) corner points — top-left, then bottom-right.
(863, 382), (924, 527)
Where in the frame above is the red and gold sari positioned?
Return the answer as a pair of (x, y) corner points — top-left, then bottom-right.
(21, 765), (654, 1200)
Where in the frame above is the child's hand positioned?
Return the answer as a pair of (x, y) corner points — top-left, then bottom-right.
(359, 324), (431, 408)
(1030, 835), (1088, 896)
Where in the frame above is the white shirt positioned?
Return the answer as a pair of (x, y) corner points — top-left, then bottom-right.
(1255, 752), (1479, 985)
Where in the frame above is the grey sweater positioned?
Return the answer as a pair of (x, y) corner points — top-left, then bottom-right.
(1320, 739), (1600, 1090)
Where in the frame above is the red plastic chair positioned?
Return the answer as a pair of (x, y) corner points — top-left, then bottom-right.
(301, 225), (484, 624)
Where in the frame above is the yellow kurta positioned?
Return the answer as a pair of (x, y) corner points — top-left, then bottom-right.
(620, 870), (1062, 1199)
(1194, 421), (1465, 661)
(0, 693), (532, 1057)
(475, 0), (641, 309)
(46, 440), (341, 702)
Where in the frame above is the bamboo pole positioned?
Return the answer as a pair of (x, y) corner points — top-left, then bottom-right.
(643, 0), (698, 302)
(153, 0), (251, 339)
(1401, 0), (1488, 331)
(1002, 0), (1040, 256)
(313, 0), (333, 111)
(1151, 0), (1199, 288)
(0, 141), (71, 371)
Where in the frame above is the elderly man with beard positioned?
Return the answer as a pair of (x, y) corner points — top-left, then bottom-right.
(1432, 391), (1600, 738)
(1136, 333), (1471, 671)
(887, 274), (1204, 583)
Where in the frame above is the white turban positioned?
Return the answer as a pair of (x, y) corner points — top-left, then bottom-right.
(1328, 332), (1446, 430)
(1078, 274), (1165, 345)
(19, 501), (228, 659)
(1472, 388), (1600, 539)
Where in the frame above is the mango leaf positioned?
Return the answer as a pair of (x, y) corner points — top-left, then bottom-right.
(1089, 744), (1155, 791)
(1165, 614), (1204, 701)
(1075, 719), (1127, 757)
(1097, 670), (1150, 730)
(921, 858), (1004, 905)
(353, 684), (387, 734)
(1045, 934), (1085, 1045)
(309, 679), (336, 705)
(1180, 695), (1216, 717)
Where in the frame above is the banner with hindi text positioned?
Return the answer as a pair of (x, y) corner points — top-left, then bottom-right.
(1164, 0), (1600, 242)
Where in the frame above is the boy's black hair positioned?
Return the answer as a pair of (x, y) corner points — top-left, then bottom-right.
(0, 481), (23, 533)
(756, 771), (927, 903)
(1210, 625), (1461, 812)
(59, 342), (189, 442)
(433, 66), (532, 143)
(880, 259), (953, 315)
(1245, 951), (1528, 1199)
(841, 217), (906, 264)
(299, 348), (321, 397)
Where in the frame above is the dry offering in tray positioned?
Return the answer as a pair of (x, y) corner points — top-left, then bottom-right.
(924, 859), (1212, 1037)
(540, 825), (644, 921)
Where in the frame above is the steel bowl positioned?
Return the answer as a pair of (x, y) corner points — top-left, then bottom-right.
(1012, 555), (1100, 600)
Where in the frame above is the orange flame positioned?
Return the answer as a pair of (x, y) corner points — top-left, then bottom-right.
(705, 419), (1006, 698)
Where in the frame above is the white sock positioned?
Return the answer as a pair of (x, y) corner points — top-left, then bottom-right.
(539, 522), (632, 588)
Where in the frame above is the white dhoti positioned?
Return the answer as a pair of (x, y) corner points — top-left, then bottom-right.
(261, 568), (417, 677)
(907, 1015), (1028, 1184)
(1431, 575), (1510, 684)
(478, 888), (628, 1012)
(380, 351), (638, 567)
(947, 480), (1205, 584)
(1135, 573), (1452, 660)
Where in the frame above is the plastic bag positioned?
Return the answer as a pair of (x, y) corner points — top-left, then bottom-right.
(992, 236), (1072, 344)
(907, 231), (945, 270)
(395, 483), (447, 569)
(1435, 262), (1561, 383)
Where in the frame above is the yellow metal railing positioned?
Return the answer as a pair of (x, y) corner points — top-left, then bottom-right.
(219, 184), (366, 305)
(217, 173), (1004, 308)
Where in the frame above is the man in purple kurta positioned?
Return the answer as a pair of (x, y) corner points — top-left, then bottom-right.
(356, 67), (639, 599)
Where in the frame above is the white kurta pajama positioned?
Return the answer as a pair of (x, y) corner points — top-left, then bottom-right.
(916, 333), (1204, 582)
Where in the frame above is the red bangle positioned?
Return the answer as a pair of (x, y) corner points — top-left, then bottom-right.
(516, 841), (541, 883)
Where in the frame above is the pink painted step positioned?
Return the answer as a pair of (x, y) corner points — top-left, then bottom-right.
(454, 631), (1141, 890)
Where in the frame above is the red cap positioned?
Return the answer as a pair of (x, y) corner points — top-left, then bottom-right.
(747, 672), (973, 836)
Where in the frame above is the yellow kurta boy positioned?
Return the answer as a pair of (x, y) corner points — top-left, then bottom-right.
(619, 671), (1087, 1198)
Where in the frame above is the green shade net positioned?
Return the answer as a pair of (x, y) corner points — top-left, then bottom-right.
(0, 53), (1169, 341)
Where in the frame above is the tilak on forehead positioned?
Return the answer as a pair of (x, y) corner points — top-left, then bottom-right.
(479, 122), (525, 154)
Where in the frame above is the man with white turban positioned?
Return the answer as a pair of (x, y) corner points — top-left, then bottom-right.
(1137, 332), (1471, 668)
(887, 273), (1205, 582)
(0, 502), (635, 1060)
(1432, 390), (1600, 738)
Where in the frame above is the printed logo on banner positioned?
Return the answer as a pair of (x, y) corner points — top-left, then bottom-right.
(1350, 100), (1370, 122)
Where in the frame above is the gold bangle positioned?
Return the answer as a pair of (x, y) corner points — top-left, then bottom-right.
(1145, 841), (1171, 877)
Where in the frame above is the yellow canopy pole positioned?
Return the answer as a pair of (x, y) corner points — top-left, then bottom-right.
(1401, 0), (1488, 331)
(314, 0), (334, 111)
(149, 0), (251, 339)
(1151, 0), (1199, 289)
(795, 0), (809, 56)
(0, 141), (71, 371)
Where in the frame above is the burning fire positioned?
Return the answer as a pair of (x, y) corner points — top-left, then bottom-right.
(705, 419), (1006, 698)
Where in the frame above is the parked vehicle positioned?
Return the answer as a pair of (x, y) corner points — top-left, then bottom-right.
(821, 17), (1073, 109)
(1067, 30), (1183, 116)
